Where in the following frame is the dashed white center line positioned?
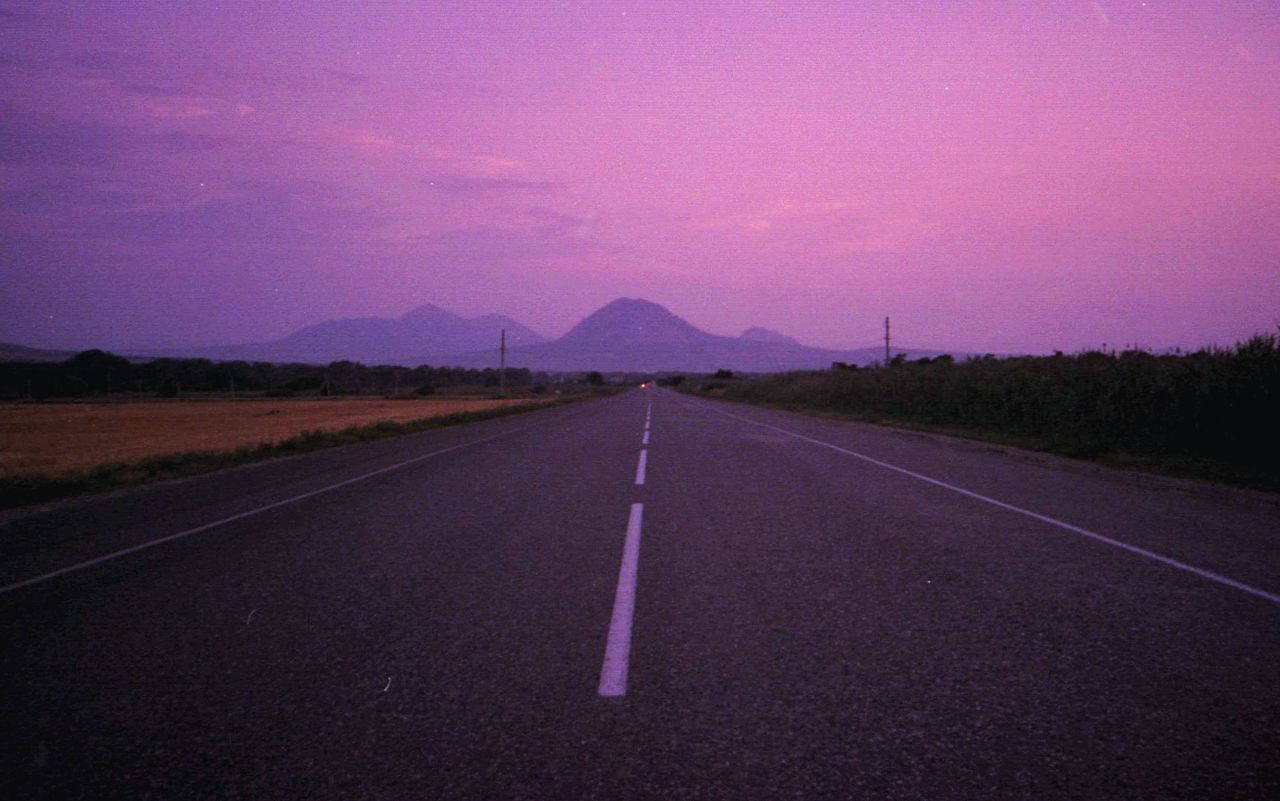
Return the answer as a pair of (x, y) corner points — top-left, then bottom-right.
(598, 394), (655, 698)
(599, 502), (645, 697)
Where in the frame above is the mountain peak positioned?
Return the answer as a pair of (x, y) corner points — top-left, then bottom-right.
(590, 297), (672, 316)
(399, 303), (460, 325)
(562, 298), (710, 345)
(739, 326), (800, 346)
(601, 297), (650, 307)
(591, 297), (681, 317)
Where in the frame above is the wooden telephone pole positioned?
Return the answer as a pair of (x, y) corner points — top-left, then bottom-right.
(884, 316), (891, 365)
(499, 328), (506, 397)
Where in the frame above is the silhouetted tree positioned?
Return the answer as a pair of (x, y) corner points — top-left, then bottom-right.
(64, 349), (133, 394)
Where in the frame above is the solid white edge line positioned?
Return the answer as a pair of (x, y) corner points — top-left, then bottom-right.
(0, 425), (533, 596)
(599, 502), (644, 697)
(635, 449), (648, 485)
(698, 402), (1280, 607)
(642, 431), (650, 446)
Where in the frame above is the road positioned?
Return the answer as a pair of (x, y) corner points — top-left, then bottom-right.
(3, 387), (1278, 800)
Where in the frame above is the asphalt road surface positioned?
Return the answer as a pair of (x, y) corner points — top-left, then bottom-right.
(3, 388), (1278, 800)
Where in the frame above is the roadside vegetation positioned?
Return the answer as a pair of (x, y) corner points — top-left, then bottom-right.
(0, 350), (626, 509)
(689, 334), (1280, 492)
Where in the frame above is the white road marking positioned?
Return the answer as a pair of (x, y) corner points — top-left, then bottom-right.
(0, 426), (534, 596)
(642, 430), (650, 446)
(635, 449), (648, 485)
(599, 503), (644, 697)
(702, 403), (1280, 606)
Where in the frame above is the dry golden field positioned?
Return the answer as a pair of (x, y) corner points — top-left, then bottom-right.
(0, 397), (548, 478)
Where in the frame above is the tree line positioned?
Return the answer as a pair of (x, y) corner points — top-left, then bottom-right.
(0, 350), (543, 399)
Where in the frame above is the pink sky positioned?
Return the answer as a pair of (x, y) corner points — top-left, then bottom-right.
(2, 1), (1277, 353)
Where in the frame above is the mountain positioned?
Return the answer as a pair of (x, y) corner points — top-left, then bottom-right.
(444, 298), (954, 372)
(560, 298), (708, 346)
(7, 298), (957, 371)
(183, 303), (546, 365)
(0, 342), (79, 363)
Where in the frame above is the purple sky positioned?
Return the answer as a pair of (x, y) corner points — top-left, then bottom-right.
(2, 1), (1277, 353)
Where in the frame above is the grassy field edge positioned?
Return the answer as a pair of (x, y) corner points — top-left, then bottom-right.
(0, 397), (579, 511)
(691, 392), (1279, 495)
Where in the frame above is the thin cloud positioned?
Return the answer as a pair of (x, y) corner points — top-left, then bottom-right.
(150, 132), (230, 152)
(0, 107), (238, 170)
(525, 207), (591, 229)
(141, 99), (213, 119)
(324, 69), (369, 87)
(1089, 2), (1110, 28)
(68, 51), (137, 72)
(75, 187), (387, 247)
(425, 174), (560, 195)
(414, 222), (613, 262)
(124, 83), (200, 98)
(0, 109), (117, 167)
(348, 130), (405, 150)
(428, 149), (524, 175)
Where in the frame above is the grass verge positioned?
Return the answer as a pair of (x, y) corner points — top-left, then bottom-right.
(690, 393), (1279, 495)
(0, 397), (577, 511)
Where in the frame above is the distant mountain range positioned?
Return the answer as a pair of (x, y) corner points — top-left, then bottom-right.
(441, 298), (953, 372)
(3, 298), (960, 372)
(176, 303), (547, 366)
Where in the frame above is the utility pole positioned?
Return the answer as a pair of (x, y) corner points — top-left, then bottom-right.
(499, 328), (507, 398)
(884, 316), (891, 365)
